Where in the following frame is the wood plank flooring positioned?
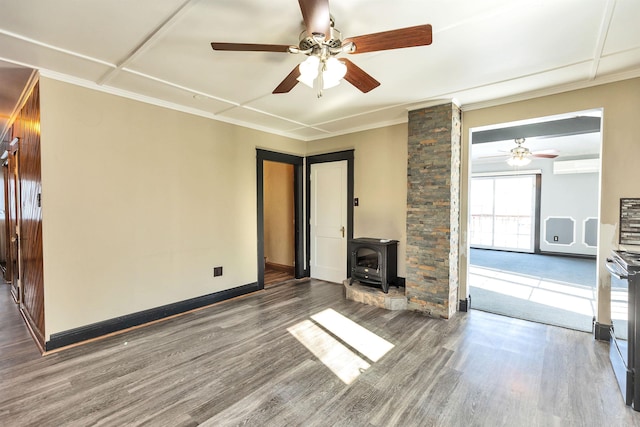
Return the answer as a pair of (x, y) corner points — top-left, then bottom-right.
(264, 266), (295, 287)
(1, 281), (639, 426)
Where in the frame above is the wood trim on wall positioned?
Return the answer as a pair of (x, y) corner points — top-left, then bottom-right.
(4, 148), (18, 301)
(2, 162), (10, 281)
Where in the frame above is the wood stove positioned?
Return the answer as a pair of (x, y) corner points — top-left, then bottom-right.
(349, 238), (398, 293)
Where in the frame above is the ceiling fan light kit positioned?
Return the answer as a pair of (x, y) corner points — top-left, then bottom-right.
(297, 56), (347, 93)
(507, 137), (532, 166)
(503, 137), (561, 167)
(506, 154), (532, 167)
(210, 0), (432, 97)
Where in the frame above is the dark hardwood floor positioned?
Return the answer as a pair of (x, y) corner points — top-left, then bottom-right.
(264, 265), (295, 287)
(0, 281), (638, 426)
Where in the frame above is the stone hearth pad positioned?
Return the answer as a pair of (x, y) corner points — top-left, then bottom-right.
(343, 280), (407, 311)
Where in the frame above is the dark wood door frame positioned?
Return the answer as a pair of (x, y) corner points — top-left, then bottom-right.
(306, 150), (355, 278)
(257, 149), (304, 289)
(3, 159), (11, 287)
(6, 145), (20, 304)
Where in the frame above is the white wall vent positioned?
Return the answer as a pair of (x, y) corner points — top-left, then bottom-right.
(553, 158), (600, 175)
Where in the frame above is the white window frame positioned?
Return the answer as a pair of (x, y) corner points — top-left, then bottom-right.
(470, 174), (537, 253)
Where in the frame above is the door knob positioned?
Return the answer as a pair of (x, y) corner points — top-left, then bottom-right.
(340, 226), (345, 238)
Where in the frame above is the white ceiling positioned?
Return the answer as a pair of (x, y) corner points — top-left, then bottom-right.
(1, 0), (639, 141)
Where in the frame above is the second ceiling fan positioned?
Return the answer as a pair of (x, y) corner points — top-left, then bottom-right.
(211, 0), (432, 97)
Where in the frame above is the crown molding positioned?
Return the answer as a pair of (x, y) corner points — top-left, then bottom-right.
(31, 65), (640, 143)
(38, 69), (305, 141)
(461, 68), (640, 112)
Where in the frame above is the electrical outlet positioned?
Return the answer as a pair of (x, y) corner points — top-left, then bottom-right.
(553, 236), (559, 242)
(213, 266), (223, 277)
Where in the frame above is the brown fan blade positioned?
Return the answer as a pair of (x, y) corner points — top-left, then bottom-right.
(273, 66), (301, 94)
(211, 42), (291, 53)
(345, 24), (432, 54)
(298, 0), (330, 39)
(342, 58), (380, 93)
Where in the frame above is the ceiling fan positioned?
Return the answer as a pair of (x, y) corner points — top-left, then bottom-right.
(210, 0), (432, 97)
(477, 138), (559, 166)
(505, 138), (559, 166)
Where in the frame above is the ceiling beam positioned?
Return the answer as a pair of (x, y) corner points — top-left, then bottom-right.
(471, 116), (602, 144)
(589, 0), (617, 80)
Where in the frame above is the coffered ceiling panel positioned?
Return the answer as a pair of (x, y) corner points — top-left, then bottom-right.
(0, 0), (187, 63)
(0, 0), (639, 141)
(602, 1), (640, 56)
(0, 33), (111, 82)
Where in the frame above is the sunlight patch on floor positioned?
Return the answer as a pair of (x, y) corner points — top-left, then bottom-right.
(311, 309), (394, 363)
(287, 320), (369, 384)
(529, 288), (594, 315)
(469, 266), (535, 299)
(288, 309), (394, 384)
(538, 280), (594, 299)
(470, 265), (596, 317)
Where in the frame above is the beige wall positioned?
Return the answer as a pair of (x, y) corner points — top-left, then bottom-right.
(307, 124), (408, 277)
(37, 75), (640, 338)
(305, 77), (640, 325)
(461, 77), (640, 324)
(263, 161), (294, 266)
(39, 78), (304, 339)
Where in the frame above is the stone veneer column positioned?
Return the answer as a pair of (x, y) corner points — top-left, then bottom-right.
(406, 102), (461, 318)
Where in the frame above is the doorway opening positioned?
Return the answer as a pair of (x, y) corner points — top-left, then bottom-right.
(467, 110), (602, 331)
(257, 150), (304, 289)
(263, 160), (296, 286)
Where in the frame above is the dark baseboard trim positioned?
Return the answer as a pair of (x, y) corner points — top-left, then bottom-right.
(593, 321), (611, 341)
(539, 250), (597, 260)
(471, 247), (596, 260)
(46, 282), (259, 351)
(459, 297), (471, 312)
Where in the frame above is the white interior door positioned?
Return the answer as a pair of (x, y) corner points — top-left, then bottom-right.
(310, 161), (347, 283)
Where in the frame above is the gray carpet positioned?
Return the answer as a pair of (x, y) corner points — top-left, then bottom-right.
(469, 249), (597, 332)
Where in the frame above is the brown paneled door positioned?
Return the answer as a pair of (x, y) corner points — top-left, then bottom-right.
(10, 81), (45, 349)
